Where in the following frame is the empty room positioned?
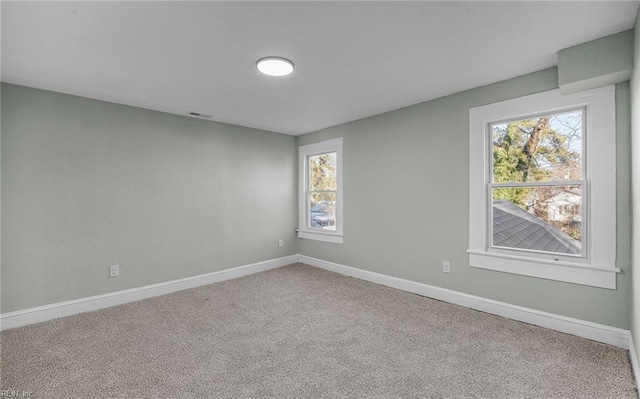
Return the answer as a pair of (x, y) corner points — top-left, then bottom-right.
(2, 1), (640, 398)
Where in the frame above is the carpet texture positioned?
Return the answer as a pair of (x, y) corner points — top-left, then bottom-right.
(1, 263), (637, 398)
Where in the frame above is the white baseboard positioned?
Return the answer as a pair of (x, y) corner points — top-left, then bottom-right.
(629, 332), (640, 394)
(0, 255), (298, 331)
(298, 255), (630, 349)
(2, 253), (633, 354)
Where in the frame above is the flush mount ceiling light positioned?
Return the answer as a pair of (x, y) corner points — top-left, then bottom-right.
(256, 56), (294, 77)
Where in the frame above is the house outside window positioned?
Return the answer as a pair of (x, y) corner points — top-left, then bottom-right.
(468, 86), (619, 289)
(298, 138), (343, 244)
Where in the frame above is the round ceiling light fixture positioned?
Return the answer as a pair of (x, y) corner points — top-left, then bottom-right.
(256, 56), (294, 77)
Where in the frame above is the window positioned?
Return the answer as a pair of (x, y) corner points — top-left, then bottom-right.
(490, 109), (585, 256)
(298, 138), (343, 243)
(469, 86), (619, 289)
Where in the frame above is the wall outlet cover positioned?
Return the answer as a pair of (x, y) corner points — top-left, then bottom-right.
(442, 261), (451, 273)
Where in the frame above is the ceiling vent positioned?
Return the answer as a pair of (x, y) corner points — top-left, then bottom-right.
(188, 112), (213, 119)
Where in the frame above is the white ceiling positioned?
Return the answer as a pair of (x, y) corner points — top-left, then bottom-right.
(2, 1), (638, 136)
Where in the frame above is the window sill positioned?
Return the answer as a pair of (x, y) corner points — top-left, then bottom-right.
(298, 230), (344, 244)
(467, 250), (620, 289)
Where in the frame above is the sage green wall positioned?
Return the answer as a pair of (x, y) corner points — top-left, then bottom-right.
(558, 29), (633, 94)
(1, 83), (297, 313)
(630, 10), (640, 365)
(297, 67), (631, 329)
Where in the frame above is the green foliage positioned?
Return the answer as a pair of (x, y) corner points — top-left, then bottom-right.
(309, 153), (337, 203)
(492, 116), (581, 208)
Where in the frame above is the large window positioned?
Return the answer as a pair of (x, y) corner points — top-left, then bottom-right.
(490, 109), (585, 256)
(469, 86), (619, 289)
(298, 138), (343, 243)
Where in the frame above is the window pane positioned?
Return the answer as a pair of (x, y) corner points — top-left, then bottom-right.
(309, 152), (337, 191)
(310, 192), (336, 230)
(492, 109), (583, 183)
(492, 186), (582, 255)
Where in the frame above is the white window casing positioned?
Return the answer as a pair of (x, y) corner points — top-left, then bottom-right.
(298, 138), (344, 244)
(468, 86), (619, 289)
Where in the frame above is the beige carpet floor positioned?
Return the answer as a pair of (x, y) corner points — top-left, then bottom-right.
(1, 263), (638, 398)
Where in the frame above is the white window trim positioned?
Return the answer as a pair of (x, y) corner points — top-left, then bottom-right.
(298, 138), (344, 244)
(469, 86), (619, 289)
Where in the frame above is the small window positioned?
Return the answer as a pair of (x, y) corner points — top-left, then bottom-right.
(298, 138), (343, 243)
(308, 152), (337, 231)
(469, 86), (619, 289)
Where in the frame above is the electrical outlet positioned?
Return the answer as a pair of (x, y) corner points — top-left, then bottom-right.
(442, 261), (451, 274)
(278, 239), (284, 248)
(110, 265), (120, 278)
